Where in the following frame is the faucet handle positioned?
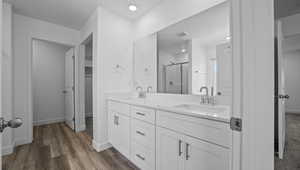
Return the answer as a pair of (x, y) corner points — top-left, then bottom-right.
(147, 86), (153, 93)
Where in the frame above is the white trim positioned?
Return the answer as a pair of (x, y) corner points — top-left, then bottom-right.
(2, 143), (15, 156)
(33, 117), (65, 126)
(92, 140), (112, 152)
(239, 0), (275, 169)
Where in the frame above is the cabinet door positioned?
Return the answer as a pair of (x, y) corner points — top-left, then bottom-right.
(156, 127), (184, 170)
(183, 135), (230, 170)
(108, 111), (130, 158)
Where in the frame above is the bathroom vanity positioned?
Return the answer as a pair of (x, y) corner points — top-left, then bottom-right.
(107, 94), (232, 170)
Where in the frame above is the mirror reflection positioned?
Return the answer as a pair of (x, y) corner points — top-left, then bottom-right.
(157, 1), (231, 98)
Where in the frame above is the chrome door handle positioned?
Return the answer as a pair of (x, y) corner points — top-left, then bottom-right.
(278, 94), (290, 99)
(0, 117), (23, 133)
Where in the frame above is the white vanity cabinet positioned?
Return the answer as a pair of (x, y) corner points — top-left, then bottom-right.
(156, 110), (231, 170)
(130, 106), (156, 170)
(107, 100), (231, 170)
(108, 101), (131, 158)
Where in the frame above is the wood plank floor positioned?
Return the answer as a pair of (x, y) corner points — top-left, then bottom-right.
(2, 123), (139, 170)
(275, 113), (300, 170)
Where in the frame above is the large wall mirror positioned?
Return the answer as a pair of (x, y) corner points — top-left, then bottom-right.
(133, 1), (231, 104)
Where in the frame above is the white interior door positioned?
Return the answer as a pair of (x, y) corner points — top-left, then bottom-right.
(65, 48), (75, 130)
(276, 21), (287, 159)
(216, 43), (232, 105)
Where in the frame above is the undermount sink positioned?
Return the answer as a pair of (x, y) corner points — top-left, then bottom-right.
(174, 104), (227, 114)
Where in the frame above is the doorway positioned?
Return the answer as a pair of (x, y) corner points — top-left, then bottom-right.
(274, 10), (300, 169)
(32, 39), (75, 130)
(81, 35), (93, 138)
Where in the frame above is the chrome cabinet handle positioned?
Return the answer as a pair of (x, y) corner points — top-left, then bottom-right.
(186, 143), (190, 160)
(136, 130), (145, 136)
(136, 154), (145, 161)
(179, 140), (183, 156)
(114, 115), (119, 125)
(136, 112), (145, 116)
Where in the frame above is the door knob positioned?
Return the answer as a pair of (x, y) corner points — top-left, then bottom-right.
(0, 117), (23, 133)
(278, 94), (290, 99)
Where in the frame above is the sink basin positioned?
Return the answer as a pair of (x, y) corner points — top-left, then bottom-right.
(174, 104), (227, 114)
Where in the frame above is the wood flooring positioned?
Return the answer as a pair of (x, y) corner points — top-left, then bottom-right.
(275, 113), (300, 170)
(2, 123), (138, 170)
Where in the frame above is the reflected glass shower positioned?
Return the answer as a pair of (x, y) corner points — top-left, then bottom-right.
(163, 62), (189, 94)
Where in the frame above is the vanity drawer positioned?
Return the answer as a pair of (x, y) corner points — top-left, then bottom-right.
(156, 110), (231, 148)
(131, 142), (155, 170)
(131, 106), (155, 124)
(108, 101), (130, 116)
(131, 119), (155, 149)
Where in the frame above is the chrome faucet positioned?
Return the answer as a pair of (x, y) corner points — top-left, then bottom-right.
(136, 86), (143, 91)
(147, 86), (153, 93)
(200, 86), (215, 105)
(136, 86), (146, 98)
(200, 86), (209, 96)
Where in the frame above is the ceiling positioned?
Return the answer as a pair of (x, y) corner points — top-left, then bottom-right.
(158, 1), (230, 53)
(4, 0), (163, 30)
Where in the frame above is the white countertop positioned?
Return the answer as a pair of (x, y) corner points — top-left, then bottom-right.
(106, 94), (231, 123)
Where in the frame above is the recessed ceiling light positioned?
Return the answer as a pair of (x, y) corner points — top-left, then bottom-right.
(129, 4), (137, 12)
(181, 49), (187, 53)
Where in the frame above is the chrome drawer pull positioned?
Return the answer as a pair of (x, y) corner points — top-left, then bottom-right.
(136, 154), (145, 161)
(179, 140), (183, 156)
(114, 115), (119, 125)
(136, 130), (145, 136)
(186, 143), (190, 160)
(136, 112), (145, 116)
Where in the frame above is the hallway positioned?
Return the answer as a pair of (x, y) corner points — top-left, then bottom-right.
(275, 113), (300, 170)
(2, 123), (138, 170)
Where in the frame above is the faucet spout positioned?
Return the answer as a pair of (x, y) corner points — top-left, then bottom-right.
(200, 86), (209, 96)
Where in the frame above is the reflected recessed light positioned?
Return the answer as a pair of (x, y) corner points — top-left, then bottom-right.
(226, 36), (231, 40)
(181, 49), (187, 53)
(129, 4), (137, 12)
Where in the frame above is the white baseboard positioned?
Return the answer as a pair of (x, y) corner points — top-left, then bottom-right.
(92, 140), (112, 152)
(15, 138), (32, 146)
(286, 108), (300, 114)
(76, 124), (86, 132)
(33, 118), (65, 126)
(2, 143), (15, 156)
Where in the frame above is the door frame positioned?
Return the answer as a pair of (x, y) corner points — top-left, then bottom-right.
(28, 37), (77, 140)
(232, 0), (275, 169)
(1, 0), (3, 160)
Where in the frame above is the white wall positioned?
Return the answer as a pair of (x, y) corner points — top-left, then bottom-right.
(97, 7), (133, 148)
(284, 50), (300, 113)
(13, 14), (80, 145)
(2, 2), (14, 155)
(32, 40), (70, 125)
(133, 0), (227, 39)
(134, 34), (157, 91)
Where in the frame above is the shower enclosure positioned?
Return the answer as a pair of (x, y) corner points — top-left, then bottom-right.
(163, 62), (189, 94)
